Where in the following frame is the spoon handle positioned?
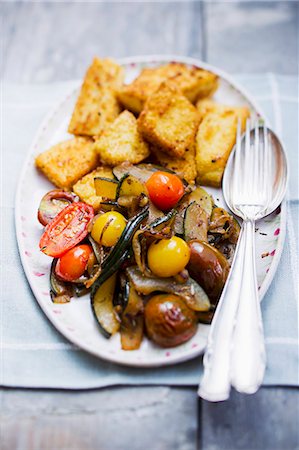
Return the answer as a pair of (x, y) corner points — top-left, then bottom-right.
(198, 224), (247, 401)
(230, 219), (266, 393)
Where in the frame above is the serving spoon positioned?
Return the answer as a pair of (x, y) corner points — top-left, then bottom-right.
(198, 120), (288, 401)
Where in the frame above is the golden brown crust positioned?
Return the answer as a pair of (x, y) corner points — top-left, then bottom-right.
(93, 110), (150, 166)
(35, 137), (98, 189)
(117, 63), (218, 114)
(150, 145), (197, 185)
(73, 166), (113, 211)
(137, 82), (200, 158)
(195, 105), (250, 187)
(68, 58), (124, 137)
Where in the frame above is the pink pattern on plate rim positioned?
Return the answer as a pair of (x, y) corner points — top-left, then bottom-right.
(33, 271), (45, 277)
(165, 352), (171, 357)
(25, 250), (32, 257)
(274, 228), (280, 236)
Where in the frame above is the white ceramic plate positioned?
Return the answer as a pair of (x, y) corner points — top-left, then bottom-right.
(15, 55), (286, 367)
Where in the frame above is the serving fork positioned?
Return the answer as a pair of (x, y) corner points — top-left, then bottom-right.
(198, 119), (288, 401)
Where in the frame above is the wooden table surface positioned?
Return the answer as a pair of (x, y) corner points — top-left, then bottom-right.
(1, 2), (298, 449)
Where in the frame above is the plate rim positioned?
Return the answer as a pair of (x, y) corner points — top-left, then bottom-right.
(14, 54), (287, 368)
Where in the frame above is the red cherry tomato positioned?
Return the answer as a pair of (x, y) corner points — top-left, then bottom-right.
(39, 202), (94, 257)
(145, 171), (184, 211)
(55, 245), (93, 282)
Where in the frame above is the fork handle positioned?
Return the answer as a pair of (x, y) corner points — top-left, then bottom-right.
(230, 219), (266, 393)
(198, 225), (247, 401)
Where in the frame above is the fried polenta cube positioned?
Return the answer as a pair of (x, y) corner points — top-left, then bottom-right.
(137, 82), (200, 158)
(35, 137), (98, 189)
(94, 110), (150, 166)
(68, 58), (124, 137)
(117, 63), (218, 114)
(150, 145), (197, 184)
(73, 166), (113, 211)
(195, 106), (250, 187)
(196, 98), (250, 123)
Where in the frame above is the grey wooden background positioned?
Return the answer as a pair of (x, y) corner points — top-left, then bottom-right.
(1, 1), (298, 449)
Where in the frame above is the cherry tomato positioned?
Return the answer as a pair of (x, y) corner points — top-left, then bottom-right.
(55, 245), (93, 282)
(39, 202), (94, 257)
(145, 171), (184, 211)
(91, 211), (126, 247)
(147, 236), (190, 278)
(38, 189), (79, 226)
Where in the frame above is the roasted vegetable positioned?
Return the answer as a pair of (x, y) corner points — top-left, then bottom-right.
(187, 240), (230, 303)
(187, 186), (213, 217)
(50, 259), (73, 303)
(116, 174), (147, 199)
(94, 177), (118, 200)
(126, 266), (210, 312)
(91, 207), (149, 299)
(209, 207), (240, 244)
(120, 282), (144, 350)
(91, 211), (127, 247)
(113, 162), (175, 183)
(147, 236), (190, 278)
(144, 294), (197, 347)
(38, 189), (79, 226)
(39, 202), (94, 257)
(145, 171), (184, 211)
(91, 273), (120, 338)
(183, 202), (208, 242)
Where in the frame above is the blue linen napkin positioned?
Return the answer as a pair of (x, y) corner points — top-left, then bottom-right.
(1, 74), (298, 388)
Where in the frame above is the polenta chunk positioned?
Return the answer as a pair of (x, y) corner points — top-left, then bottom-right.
(196, 99), (250, 123)
(137, 82), (200, 158)
(35, 137), (98, 189)
(94, 110), (150, 166)
(195, 107), (250, 187)
(73, 166), (113, 211)
(68, 58), (124, 137)
(118, 63), (218, 114)
(151, 145), (197, 184)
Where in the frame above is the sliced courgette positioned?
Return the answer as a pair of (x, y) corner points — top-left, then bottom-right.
(188, 187), (213, 217)
(126, 266), (210, 312)
(94, 177), (118, 200)
(113, 163), (175, 183)
(91, 273), (119, 338)
(183, 202), (208, 242)
(146, 209), (177, 232)
(116, 174), (147, 199)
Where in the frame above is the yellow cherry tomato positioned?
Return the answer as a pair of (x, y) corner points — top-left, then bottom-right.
(91, 212), (126, 247)
(147, 236), (190, 278)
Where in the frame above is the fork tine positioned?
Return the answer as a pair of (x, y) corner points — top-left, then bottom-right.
(243, 118), (251, 199)
(263, 124), (271, 209)
(254, 120), (260, 192)
(233, 119), (242, 197)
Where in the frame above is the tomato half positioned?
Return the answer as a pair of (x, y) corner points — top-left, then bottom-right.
(145, 171), (184, 211)
(39, 202), (94, 257)
(55, 244), (93, 282)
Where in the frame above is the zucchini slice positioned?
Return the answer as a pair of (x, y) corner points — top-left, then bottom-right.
(94, 177), (118, 200)
(146, 209), (177, 232)
(50, 259), (73, 303)
(183, 202), (208, 242)
(116, 174), (147, 199)
(126, 267), (210, 312)
(91, 273), (120, 338)
(188, 187), (213, 217)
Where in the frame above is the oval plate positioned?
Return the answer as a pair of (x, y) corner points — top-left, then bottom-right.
(15, 55), (286, 367)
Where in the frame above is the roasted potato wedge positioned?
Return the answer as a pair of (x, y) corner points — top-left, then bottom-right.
(68, 57), (124, 137)
(73, 166), (113, 211)
(35, 137), (98, 189)
(94, 110), (150, 166)
(138, 82), (200, 158)
(195, 106), (250, 187)
(118, 63), (218, 114)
